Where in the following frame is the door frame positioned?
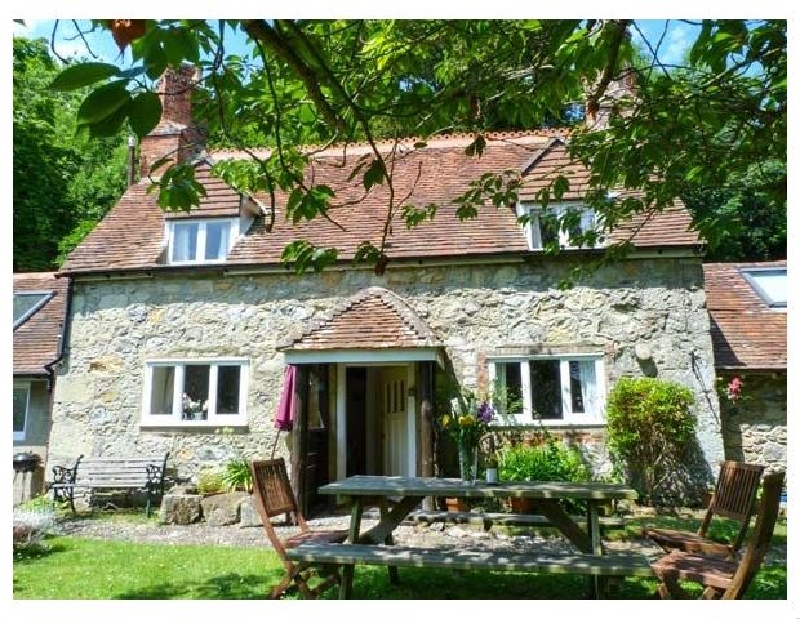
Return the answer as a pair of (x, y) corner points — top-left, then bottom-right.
(336, 361), (416, 481)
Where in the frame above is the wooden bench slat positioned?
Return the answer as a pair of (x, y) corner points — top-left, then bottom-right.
(285, 543), (653, 577)
(405, 510), (625, 529)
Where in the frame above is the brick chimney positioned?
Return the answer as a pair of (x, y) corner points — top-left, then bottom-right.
(585, 67), (637, 131)
(138, 64), (203, 178)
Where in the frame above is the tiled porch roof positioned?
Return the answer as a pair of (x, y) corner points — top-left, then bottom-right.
(281, 287), (439, 351)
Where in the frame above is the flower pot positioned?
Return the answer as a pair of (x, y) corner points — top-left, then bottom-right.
(509, 497), (537, 514)
(485, 467), (499, 484)
(445, 497), (468, 513)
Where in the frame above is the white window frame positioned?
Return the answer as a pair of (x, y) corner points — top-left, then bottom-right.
(487, 354), (606, 427)
(141, 358), (249, 427)
(13, 381), (31, 441)
(516, 202), (604, 250)
(166, 218), (239, 265)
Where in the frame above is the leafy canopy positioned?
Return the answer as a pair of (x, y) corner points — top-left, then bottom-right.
(47, 19), (786, 273)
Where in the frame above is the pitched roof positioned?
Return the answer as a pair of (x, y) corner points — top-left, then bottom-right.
(13, 272), (69, 376)
(59, 131), (700, 275)
(702, 261), (787, 370)
(519, 140), (699, 247)
(281, 287), (440, 351)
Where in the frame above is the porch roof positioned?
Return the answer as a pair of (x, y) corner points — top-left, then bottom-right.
(279, 287), (440, 352)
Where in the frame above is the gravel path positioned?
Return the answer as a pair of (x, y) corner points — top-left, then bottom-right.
(52, 512), (665, 560)
(49, 511), (787, 568)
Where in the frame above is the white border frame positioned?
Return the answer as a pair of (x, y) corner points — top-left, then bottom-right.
(487, 353), (606, 427)
(141, 357), (249, 428)
(166, 218), (240, 265)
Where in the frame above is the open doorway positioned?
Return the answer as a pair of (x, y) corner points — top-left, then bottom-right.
(339, 364), (415, 479)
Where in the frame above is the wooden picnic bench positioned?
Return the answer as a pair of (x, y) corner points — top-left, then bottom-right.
(405, 509), (626, 532)
(309, 475), (642, 599)
(50, 453), (170, 517)
(286, 542), (652, 598)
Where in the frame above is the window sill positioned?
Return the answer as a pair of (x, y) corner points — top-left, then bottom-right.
(491, 419), (606, 429)
(140, 418), (248, 429)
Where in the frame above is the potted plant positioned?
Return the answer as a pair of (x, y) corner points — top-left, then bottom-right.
(499, 437), (591, 514)
(182, 393), (208, 420)
(221, 458), (253, 493)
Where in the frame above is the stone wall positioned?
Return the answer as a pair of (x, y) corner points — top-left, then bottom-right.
(48, 256), (724, 498)
(719, 371), (787, 473)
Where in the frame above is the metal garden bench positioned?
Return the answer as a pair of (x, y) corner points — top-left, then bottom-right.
(50, 453), (170, 517)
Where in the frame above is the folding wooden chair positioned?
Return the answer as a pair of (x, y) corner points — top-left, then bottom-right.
(251, 458), (348, 599)
(645, 460), (764, 557)
(651, 471), (784, 599)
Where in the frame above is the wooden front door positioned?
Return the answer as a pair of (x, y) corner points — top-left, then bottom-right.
(380, 366), (410, 476)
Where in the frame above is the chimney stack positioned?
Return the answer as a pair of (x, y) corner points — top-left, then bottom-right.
(138, 64), (202, 179)
(585, 67), (637, 131)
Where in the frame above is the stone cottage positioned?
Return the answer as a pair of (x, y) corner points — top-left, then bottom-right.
(702, 261), (787, 473)
(48, 67), (725, 513)
(13, 272), (70, 504)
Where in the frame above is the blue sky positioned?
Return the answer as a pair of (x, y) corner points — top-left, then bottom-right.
(12, 19), (700, 68)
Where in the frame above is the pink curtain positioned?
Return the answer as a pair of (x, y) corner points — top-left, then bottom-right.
(274, 365), (296, 431)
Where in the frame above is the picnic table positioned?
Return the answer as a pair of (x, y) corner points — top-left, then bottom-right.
(289, 475), (646, 599)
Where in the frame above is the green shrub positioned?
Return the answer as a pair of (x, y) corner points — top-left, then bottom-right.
(221, 458), (253, 492)
(196, 470), (225, 495)
(606, 376), (696, 505)
(499, 439), (590, 483)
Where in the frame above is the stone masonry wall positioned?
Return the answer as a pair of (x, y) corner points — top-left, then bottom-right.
(719, 371), (787, 473)
(48, 256), (724, 497)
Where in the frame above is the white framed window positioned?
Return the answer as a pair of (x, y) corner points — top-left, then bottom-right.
(13, 381), (30, 441)
(167, 218), (238, 265)
(488, 355), (606, 426)
(142, 359), (249, 427)
(741, 267), (787, 310)
(516, 202), (603, 250)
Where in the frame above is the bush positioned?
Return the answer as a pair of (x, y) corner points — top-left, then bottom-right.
(221, 458), (253, 492)
(499, 439), (590, 483)
(499, 437), (591, 514)
(606, 376), (696, 505)
(196, 470), (226, 495)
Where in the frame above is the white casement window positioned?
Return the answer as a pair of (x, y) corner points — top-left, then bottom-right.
(13, 382), (30, 441)
(741, 267), (787, 310)
(167, 219), (238, 264)
(488, 355), (606, 426)
(142, 359), (249, 427)
(516, 202), (603, 250)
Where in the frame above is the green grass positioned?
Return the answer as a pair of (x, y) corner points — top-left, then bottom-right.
(13, 532), (786, 600)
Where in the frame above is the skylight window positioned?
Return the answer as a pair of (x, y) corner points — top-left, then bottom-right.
(741, 267), (787, 309)
(13, 291), (54, 328)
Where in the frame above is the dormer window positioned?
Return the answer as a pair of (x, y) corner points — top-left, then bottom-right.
(167, 218), (238, 264)
(741, 267), (787, 310)
(517, 202), (602, 250)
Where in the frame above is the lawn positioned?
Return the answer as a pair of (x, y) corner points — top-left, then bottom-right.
(13, 513), (787, 600)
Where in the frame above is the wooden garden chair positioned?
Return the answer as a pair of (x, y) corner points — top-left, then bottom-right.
(645, 460), (764, 557)
(651, 471), (784, 600)
(250, 458), (348, 599)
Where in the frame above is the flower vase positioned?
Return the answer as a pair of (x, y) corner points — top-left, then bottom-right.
(458, 442), (478, 485)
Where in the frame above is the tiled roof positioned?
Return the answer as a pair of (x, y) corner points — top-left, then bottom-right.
(281, 287), (440, 350)
(163, 163), (243, 219)
(519, 140), (700, 247)
(702, 261), (787, 370)
(13, 272), (69, 376)
(59, 131), (700, 275)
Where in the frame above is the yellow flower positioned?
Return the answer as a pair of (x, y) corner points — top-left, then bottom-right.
(441, 414), (451, 428)
(459, 415), (476, 427)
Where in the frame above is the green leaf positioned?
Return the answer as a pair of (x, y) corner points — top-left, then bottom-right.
(50, 62), (121, 91)
(363, 159), (386, 191)
(87, 106), (128, 138)
(76, 81), (131, 125)
(127, 92), (163, 139)
(144, 44), (168, 80)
